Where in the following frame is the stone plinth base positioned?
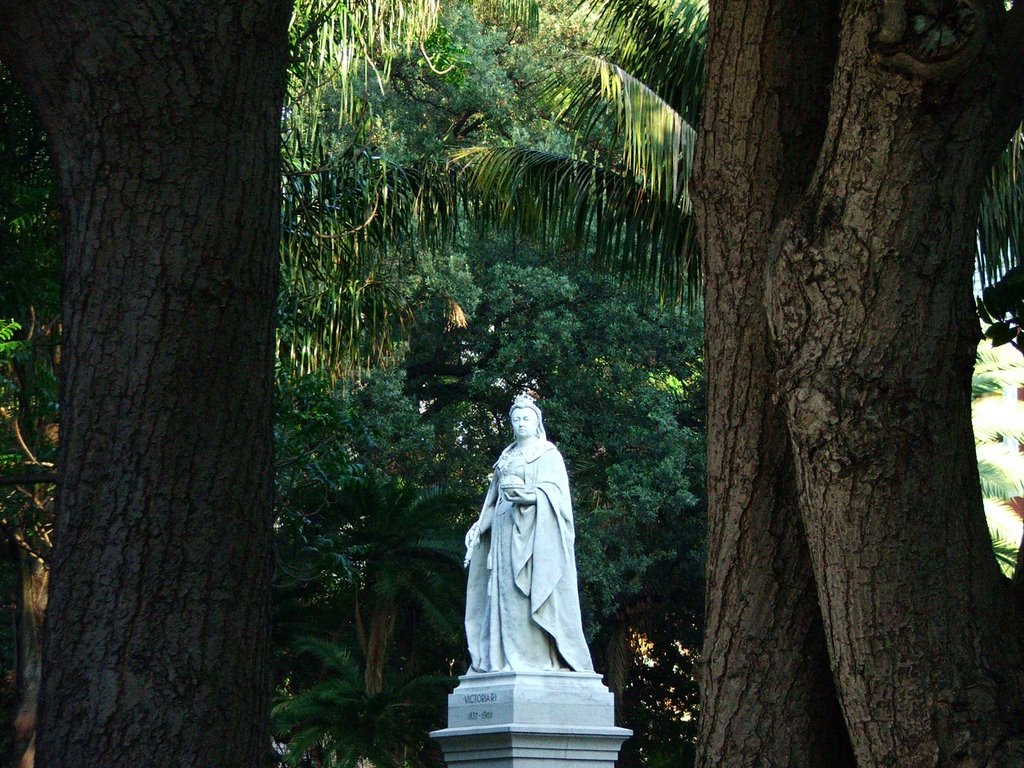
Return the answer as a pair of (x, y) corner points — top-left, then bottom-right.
(431, 672), (631, 768)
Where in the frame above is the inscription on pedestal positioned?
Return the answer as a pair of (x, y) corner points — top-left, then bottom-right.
(462, 690), (495, 722)
(433, 673), (632, 767)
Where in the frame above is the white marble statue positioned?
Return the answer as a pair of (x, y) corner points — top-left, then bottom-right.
(463, 394), (594, 673)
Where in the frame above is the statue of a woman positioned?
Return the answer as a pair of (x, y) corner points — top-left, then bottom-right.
(463, 394), (593, 673)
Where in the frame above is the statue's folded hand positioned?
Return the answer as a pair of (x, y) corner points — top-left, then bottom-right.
(505, 488), (537, 505)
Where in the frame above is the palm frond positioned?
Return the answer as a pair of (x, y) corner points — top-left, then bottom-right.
(581, 0), (707, 125)
(973, 341), (1024, 500)
(455, 146), (699, 302)
(278, 273), (411, 380)
(549, 54), (696, 207)
(972, 396), (1024, 443)
(973, 342), (1024, 396)
(289, 0), (442, 122)
(323, 475), (465, 607)
(453, 0), (704, 303)
(273, 637), (450, 768)
(281, 145), (462, 267)
(977, 124), (1024, 287)
(278, 140), (464, 378)
(984, 499), (1022, 578)
(976, 443), (1024, 501)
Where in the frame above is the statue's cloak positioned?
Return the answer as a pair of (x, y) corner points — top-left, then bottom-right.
(465, 440), (593, 673)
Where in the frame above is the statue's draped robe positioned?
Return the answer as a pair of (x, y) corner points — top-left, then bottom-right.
(465, 440), (594, 673)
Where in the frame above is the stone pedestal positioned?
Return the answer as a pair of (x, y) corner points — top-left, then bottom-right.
(430, 671), (631, 768)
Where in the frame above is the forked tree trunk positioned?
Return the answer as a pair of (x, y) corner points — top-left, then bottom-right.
(695, 1), (1024, 766)
(0, 3), (292, 765)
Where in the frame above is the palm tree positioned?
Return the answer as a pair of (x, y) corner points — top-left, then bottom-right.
(336, 475), (465, 694)
(277, 473), (465, 694)
(455, 0), (707, 303)
(273, 473), (465, 765)
(272, 637), (449, 768)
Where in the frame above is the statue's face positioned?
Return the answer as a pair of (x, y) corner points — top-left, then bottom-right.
(510, 407), (539, 440)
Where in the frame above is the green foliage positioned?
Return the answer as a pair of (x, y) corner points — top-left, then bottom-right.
(0, 62), (59, 522)
(0, 66), (60, 764)
(471, 0), (540, 35)
(455, 145), (699, 299)
(288, 0), (443, 125)
(0, 63), (60, 455)
(273, 637), (449, 768)
(273, 519), (460, 765)
(455, 0), (707, 302)
(621, 610), (701, 767)
(972, 342), (1024, 398)
(0, 66), (60, 320)
(989, 527), (1021, 577)
(321, 475), (464, 617)
(275, 0), (604, 379)
(418, 25), (475, 86)
(274, 369), (465, 629)
(0, 320), (21, 358)
(275, 458), (466, 641)
(340, 368), (440, 484)
(579, 0), (706, 126)
(972, 342), (1024, 578)
(279, 0), (462, 379)
(551, 54), (696, 206)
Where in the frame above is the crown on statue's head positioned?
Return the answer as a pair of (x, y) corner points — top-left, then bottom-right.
(509, 392), (544, 420)
(511, 392), (537, 411)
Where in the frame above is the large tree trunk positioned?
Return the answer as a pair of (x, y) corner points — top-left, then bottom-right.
(0, 3), (292, 765)
(695, 1), (1024, 766)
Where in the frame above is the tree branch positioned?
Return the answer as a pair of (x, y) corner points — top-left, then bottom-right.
(12, 418), (50, 468)
(418, 39), (455, 76)
(0, 519), (49, 565)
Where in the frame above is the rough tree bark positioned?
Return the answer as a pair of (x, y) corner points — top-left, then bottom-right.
(695, 1), (1024, 766)
(0, 2), (292, 766)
